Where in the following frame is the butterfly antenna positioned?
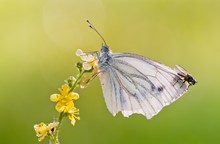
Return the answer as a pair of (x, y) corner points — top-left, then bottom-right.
(86, 20), (107, 46)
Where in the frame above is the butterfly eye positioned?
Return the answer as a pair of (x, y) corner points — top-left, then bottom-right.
(101, 45), (109, 53)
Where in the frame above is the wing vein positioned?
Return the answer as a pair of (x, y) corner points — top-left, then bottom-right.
(111, 69), (149, 116)
(112, 64), (164, 108)
(111, 67), (159, 116)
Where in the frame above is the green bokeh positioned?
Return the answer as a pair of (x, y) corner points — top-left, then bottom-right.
(0, 0), (219, 143)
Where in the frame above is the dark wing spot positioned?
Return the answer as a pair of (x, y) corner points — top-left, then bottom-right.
(157, 86), (164, 92)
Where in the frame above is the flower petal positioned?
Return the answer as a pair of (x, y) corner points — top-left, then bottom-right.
(80, 55), (88, 61)
(75, 49), (84, 56)
(64, 101), (74, 112)
(47, 121), (59, 135)
(50, 94), (61, 102)
(47, 121), (59, 130)
(87, 54), (95, 62)
(60, 84), (70, 96)
(82, 62), (92, 70)
(68, 92), (79, 100)
(55, 102), (66, 112)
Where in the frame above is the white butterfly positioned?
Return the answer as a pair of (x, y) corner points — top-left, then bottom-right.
(87, 20), (197, 119)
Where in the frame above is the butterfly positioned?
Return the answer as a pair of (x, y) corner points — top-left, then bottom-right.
(86, 20), (197, 119)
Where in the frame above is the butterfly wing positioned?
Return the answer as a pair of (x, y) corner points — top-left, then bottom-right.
(98, 53), (190, 119)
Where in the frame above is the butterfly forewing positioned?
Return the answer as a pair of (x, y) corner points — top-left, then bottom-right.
(98, 53), (189, 119)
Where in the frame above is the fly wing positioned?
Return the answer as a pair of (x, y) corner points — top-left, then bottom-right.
(98, 53), (191, 119)
(175, 64), (188, 74)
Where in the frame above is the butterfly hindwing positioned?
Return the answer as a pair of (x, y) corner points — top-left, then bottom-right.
(99, 69), (148, 117)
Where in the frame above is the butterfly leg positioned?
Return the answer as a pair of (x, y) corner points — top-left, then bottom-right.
(81, 71), (100, 87)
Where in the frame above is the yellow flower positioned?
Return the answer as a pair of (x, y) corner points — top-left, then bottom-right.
(56, 100), (74, 112)
(50, 84), (79, 113)
(34, 121), (59, 141)
(67, 107), (80, 126)
(34, 123), (48, 141)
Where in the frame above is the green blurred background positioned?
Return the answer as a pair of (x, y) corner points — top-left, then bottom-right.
(0, 0), (220, 143)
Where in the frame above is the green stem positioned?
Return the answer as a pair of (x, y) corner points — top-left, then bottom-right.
(69, 70), (85, 92)
(51, 112), (64, 144)
(50, 70), (85, 144)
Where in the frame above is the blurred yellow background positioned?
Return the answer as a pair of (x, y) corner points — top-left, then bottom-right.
(1, 0), (220, 143)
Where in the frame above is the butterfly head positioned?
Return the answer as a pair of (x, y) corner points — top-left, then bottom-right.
(101, 44), (110, 54)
